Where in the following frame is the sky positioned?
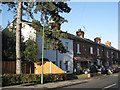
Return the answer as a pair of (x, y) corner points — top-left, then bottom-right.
(1, 2), (119, 49)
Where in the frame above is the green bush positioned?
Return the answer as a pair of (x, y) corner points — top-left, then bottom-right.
(2, 73), (66, 86)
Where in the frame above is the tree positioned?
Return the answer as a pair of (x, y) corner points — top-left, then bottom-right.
(23, 38), (38, 74)
(2, 29), (16, 60)
(15, 2), (22, 74)
(2, 28), (25, 60)
(2, 2), (71, 74)
(31, 2), (71, 53)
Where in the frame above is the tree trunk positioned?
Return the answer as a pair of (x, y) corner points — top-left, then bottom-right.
(16, 2), (22, 74)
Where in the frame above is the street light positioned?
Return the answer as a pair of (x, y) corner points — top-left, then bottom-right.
(41, 21), (45, 84)
(41, 20), (55, 84)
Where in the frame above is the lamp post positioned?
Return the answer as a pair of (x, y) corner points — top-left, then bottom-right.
(41, 21), (44, 84)
(41, 20), (55, 84)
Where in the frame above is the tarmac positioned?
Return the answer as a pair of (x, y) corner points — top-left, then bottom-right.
(1, 73), (118, 90)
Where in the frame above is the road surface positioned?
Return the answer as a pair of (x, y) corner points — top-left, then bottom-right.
(57, 73), (119, 90)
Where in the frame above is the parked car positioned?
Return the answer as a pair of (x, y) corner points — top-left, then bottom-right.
(96, 65), (106, 74)
(111, 65), (119, 73)
(83, 68), (90, 74)
(90, 65), (97, 73)
(105, 66), (113, 75)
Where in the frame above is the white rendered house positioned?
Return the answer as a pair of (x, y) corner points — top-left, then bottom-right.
(6, 19), (74, 74)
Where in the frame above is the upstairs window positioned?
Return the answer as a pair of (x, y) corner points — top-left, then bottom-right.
(90, 47), (93, 54)
(65, 42), (68, 51)
(60, 61), (62, 69)
(107, 51), (109, 58)
(77, 44), (81, 54)
(44, 44), (46, 49)
(117, 52), (118, 59)
(111, 51), (113, 58)
(97, 48), (99, 56)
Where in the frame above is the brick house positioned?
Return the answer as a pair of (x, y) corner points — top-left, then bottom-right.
(70, 29), (120, 74)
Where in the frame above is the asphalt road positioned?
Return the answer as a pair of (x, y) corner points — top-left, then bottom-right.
(57, 73), (119, 90)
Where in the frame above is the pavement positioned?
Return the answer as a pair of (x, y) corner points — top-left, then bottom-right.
(1, 73), (119, 90)
(2, 77), (92, 89)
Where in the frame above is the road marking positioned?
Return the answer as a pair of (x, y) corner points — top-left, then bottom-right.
(103, 83), (117, 89)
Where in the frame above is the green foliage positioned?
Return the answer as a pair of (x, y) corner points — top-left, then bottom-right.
(32, 2), (71, 24)
(2, 29), (16, 59)
(2, 29), (25, 60)
(32, 20), (68, 53)
(75, 74), (88, 78)
(3, 2), (71, 53)
(23, 38), (38, 63)
(2, 2), (71, 24)
(2, 73), (67, 86)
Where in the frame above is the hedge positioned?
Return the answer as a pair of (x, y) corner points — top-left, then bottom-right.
(2, 73), (67, 86)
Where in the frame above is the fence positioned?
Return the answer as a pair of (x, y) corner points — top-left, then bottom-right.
(2, 61), (16, 74)
(2, 61), (34, 74)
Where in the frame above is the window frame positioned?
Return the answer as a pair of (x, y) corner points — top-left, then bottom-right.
(77, 44), (81, 54)
(97, 48), (99, 56)
(65, 61), (68, 71)
(90, 47), (93, 54)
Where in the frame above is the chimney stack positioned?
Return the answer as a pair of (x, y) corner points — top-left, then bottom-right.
(49, 21), (61, 30)
(76, 29), (84, 38)
(105, 41), (111, 46)
(94, 37), (101, 44)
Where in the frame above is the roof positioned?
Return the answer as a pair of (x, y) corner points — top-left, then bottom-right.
(67, 33), (119, 51)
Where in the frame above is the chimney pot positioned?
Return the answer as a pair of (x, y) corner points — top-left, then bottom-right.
(94, 37), (101, 44)
(76, 29), (84, 38)
(106, 41), (111, 46)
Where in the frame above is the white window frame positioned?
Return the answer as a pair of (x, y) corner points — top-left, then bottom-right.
(90, 47), (93, 54)
(97, 48), (99, 56)
(77, 44), (81, 54)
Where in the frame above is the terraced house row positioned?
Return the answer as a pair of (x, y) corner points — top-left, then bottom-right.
(2, 19), (120, 74)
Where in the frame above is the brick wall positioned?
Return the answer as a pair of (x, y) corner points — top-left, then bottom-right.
(73, 39), (119, 66)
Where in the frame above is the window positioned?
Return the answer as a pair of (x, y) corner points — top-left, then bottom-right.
(111, 51), (113, 58)
(65, 42), (68, 51)
(117, 52), (118, 59)
(97, 48), (99, 56)
(60, 61), (62, 68)
(77, 44), (81, 54)
(44, 44), (46, 49)
(107, 51), (109, 58)
(65, 61), (68, 70)
(90, 47), (93, 54)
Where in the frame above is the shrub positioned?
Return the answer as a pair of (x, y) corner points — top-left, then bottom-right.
(2, 73), (66, 86)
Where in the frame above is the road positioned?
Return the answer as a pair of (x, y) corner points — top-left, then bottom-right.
(57, 73), (119, 90)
